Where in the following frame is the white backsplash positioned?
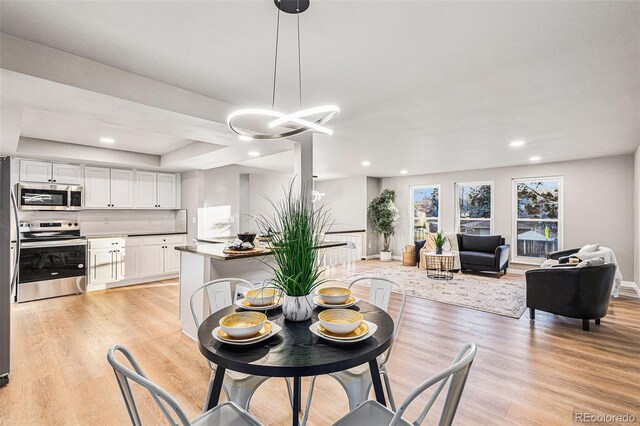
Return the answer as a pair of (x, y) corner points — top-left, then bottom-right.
(19, 209), (187, 235)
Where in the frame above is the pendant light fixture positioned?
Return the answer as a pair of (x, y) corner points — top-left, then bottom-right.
(228, 0), (339, 140)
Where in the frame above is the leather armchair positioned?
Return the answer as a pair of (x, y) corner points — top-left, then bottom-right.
(525, 264), (616, 331)
(547, 248), (580, 264)
(456, 234), (510, 277)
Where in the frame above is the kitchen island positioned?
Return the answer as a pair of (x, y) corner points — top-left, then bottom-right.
(175, 241), (346, 339)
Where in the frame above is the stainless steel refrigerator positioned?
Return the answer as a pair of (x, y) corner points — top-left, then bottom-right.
(1, 156), (19, 387)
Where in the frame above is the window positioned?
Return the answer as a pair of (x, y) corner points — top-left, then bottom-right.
(513, 177), (562, 261)
(410, 185), (440, 241)
(456, 181), (493, 235)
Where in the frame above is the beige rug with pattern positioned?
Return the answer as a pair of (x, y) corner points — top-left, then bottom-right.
(338, 265), (526, 319)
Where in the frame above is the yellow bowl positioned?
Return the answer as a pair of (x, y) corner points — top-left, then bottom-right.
(219, 312), (267, 339)
(318, 309), (363, 335)
(317, 286), (351, 305)
(244, 287), (279, 306)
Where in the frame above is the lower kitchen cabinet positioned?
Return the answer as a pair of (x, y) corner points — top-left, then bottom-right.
(142, 245), (164, 276)
(88, 234), (186, 289)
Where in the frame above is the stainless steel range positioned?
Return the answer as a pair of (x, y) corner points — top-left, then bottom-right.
(17, 220), (87, 303)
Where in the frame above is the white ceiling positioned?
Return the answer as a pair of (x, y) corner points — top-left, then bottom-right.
(1, 1), (638, 178)
(20, 108), (193, 155)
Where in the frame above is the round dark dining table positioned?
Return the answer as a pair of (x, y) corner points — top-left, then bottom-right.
(197, 300), (395, 426)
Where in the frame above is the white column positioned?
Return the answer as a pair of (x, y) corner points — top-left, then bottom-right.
(293, 132), (313, 206)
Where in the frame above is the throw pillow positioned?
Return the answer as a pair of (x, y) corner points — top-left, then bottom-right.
(578, 244), (600, 255)
(576, 257), (605, 268)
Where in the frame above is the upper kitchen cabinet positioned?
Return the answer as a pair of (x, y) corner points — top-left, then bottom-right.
(20, 160), (83, 184)
(157, 173), (178, 209)
(134, 171), (179, 209)
(84, 166), (134, 209)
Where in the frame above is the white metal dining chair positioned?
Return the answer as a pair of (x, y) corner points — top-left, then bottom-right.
(302, 277), (407, 424)
(332, 343), (477, 426)
(190, 278), (277, 411)
(107, 345), (262, 426)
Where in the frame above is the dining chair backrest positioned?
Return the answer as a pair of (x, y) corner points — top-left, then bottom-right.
(389, 343), (477, 426)
(190, 278), (255, 330)
(348, 277), (406, 336)
(107, 345), (191, 426)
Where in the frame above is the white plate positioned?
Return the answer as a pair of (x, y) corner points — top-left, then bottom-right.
(313, 295), (360, 309)
(235, 296), (283, 311)
(212, 321), (282, 346)
(309, 320), (377, 343)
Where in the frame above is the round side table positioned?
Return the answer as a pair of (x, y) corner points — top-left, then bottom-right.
(425, 251), (456, 280)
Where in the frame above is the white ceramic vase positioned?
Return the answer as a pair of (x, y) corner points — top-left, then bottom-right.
(380, 251), (392, 261)
(282, 294), (314, 321)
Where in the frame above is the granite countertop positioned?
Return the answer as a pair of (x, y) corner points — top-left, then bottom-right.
(84, 231), (187, 239)
(175, 241), (347, 261)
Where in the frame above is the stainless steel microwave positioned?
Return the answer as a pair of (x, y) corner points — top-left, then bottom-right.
(17, 183), (83, 211)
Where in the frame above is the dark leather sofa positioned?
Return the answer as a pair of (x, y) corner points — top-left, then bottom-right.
(456, 234), (510, 277)
(525, 263), (615, 331)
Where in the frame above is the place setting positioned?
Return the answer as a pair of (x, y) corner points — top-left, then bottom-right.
(235, 287), (284, 311)
(313, 286), (360, 309)
(309, 309), (377, 343)
(212, 311), (282, 346)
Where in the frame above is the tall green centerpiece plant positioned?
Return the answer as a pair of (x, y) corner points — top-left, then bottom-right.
(368, 189), (399, 262)
(256, 181), (333, 321)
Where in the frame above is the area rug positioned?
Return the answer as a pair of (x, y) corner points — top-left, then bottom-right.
(337, 265), (526, 319)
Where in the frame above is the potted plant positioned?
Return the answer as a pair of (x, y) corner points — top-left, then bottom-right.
(368, 189), (399, 262)
(256, 182), (333, 321)
(434, 231), (448, 255)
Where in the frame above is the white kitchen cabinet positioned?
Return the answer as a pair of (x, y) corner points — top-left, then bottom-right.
(89, 248), (116, 284)
(19, 160), (52, 183)
(164, 243), (182, 274)
(134, 171), (157, 209)
(84, 167), (134, 209)
(122, 238), (141, 280)
(142, 245), (165, 276)
(51, 163), (83, 184)
(84, 166), (111, 208)
(134, 171), (179, 209)
(109, 169), (135, 208)
(142, 235), (186, 277)
(20, 160), (82, 184)
(157, 173), (178, 209)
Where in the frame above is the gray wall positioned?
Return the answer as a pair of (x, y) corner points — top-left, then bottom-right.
(366, 177), (382, 256)
(380, 155), (634, 278)
(315, 177), (368, 232)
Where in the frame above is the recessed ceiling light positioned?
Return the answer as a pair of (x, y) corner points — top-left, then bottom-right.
(248, 151), (260, 157)
(400, 170), (408, 174)
(510, 140), (525, 147)
(529, 156), (541, 162)
(239, 135), (253, 141)
(361, 161), (371, 166)
(99, 137), (115, 144)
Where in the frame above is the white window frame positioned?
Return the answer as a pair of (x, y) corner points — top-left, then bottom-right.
(512, 176), (564, 264)
(410, 184), (441, 241)
(455, 180), (494, 235)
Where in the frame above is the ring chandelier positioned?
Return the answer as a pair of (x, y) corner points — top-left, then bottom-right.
(227, 0), (339, 140)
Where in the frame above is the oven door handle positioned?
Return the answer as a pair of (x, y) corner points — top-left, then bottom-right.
(21, 239), (87, 248)
(10, 189), (20, 297)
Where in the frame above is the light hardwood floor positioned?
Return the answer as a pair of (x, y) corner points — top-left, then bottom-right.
(1, 260), (639, 425)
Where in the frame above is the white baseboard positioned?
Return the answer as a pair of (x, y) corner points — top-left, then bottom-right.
(87, 274), (178, 291)
(619, 281), (640, 298)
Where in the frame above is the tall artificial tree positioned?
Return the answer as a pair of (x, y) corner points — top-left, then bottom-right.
(368, 189), (399, 252)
